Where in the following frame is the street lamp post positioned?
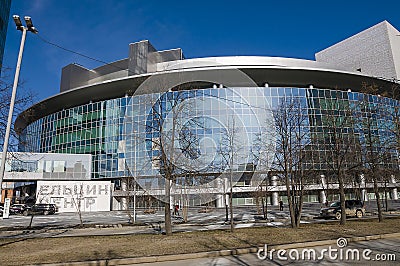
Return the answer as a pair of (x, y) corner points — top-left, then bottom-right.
(0, 16), (38, 203)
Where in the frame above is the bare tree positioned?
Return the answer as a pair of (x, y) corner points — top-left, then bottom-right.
(72, 183), (85, 227)
(391, 86), (400, 153)
(144, 90), (200, 235)
(217, 115), (245, 232)
(0, 68), (35, 202)
(0, 67), (35, 150)
(315, 95), (362, 225)
(124, 161), (138, 224)
(177, 173), (190, 222)
(387, 84), (400, 197)
(252, 182), (267, 219)
(26, 185), (49, 229)
(355, 90), (398, 222)
(271, 97), (311, 228)
(252, 126), (276, 221)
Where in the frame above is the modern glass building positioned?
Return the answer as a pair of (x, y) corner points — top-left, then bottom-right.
(0, 0), (11, 73)
(13, 23), (400, 209)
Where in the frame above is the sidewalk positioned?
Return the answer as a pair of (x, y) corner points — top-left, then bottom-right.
(1, 213), (398, 240)
(0, 219), (288, 239)
(41, 232), (400, 266)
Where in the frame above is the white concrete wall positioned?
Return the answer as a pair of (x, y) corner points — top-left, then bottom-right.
(316, 21), (399, 80)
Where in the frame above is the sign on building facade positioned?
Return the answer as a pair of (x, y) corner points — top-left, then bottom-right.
(36, 181), (111, 212)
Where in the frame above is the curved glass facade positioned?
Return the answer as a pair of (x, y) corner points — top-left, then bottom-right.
(19, 87), (399, 181)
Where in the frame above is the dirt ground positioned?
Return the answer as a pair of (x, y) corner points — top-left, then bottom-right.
(0, 217), (399, 265)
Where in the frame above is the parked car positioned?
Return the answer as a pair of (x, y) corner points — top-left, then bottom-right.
(23, 203), (58, 216)
(10, 204), (28, 215)
(320, 200), (365, 220)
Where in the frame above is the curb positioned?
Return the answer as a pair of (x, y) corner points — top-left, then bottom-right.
(40, 232), (400, 266)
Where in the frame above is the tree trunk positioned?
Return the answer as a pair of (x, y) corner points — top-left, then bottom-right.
(263, 184), (268, 220)
(261, 197), (267, 220)
(183, 198), (188, 223)
(288, 196), (297, 228)
(225, 203), (229, 222)
(285, 180), (297, 228)
(295, 190), (304, 228)
(229, 157), (234, 232)
(28, 214), (34, 229)
(164, 180), (172, 235)
(230, 188), (234, 232)
(373, 179), (383, 222)
(339, 184), (346, 225)
(78, 204), (83, 227)
(384, 181), (388, 212)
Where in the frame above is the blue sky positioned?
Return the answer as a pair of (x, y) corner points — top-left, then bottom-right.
(2, 0), (400, 103)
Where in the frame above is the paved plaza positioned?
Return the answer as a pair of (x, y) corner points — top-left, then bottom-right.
(1, 201), (399, 238)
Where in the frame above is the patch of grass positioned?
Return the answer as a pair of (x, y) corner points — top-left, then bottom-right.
(0, 217), (399, 265)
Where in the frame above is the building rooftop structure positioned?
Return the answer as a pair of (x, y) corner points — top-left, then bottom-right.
(316, 20), (400, 81)
(58, 21), (400, 94)
(60, 40), (184, 93)
(15, 21), (400, 133)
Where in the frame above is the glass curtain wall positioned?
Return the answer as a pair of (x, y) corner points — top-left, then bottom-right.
(19, 87), (399, 180)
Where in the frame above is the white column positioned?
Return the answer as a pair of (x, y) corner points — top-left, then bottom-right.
(392, 188), (398, 200)
(216, 194), (224, 208)
(320, 175), (326, 186)
(216, 178), (225, 208)
(271, 192), (279, 206)
(361, 189), (367, 202)
(391, 176), (398, 200)
(320, 190), (327, 204)
(121, 178), (127, 210)
(320, 175), (327, 203)
(271, 176), (279, 206)
(360, 174), (368, 201)
(271, 176), (278, 186)
(224, 177), (229, 207)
